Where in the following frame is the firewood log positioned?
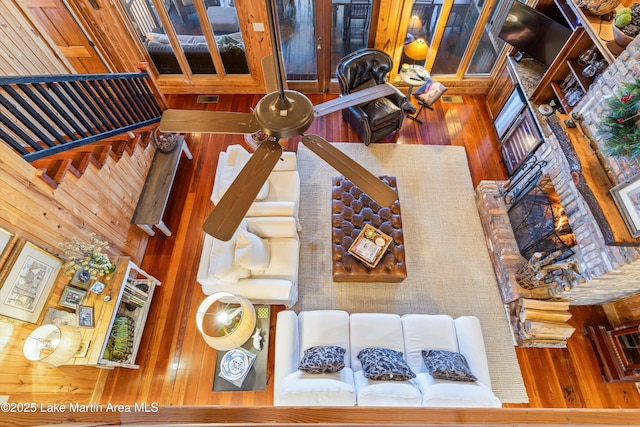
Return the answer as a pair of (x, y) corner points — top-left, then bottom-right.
(523, 320), (576, 340)
(518, 298), (570, 312)
(519, 308), (573, 323)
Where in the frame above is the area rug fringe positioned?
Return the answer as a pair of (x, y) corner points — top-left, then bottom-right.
(295, 143), (529, 403)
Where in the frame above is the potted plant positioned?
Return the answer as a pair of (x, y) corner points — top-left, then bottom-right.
(612, 4), (640, 48)
(59, 233), (116, 283)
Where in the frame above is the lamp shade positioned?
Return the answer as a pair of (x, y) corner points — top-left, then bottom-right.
(404, 38), (429, 61)
(23, 324), (81, 367)
(196, 292), (256, 351)
(407, 15), (423, 36)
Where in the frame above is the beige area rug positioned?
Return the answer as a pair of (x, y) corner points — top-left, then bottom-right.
(296, 143), (529, 404)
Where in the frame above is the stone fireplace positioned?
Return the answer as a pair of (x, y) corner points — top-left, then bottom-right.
(508, 174), (576, 262)
(477, 38), (640, 306)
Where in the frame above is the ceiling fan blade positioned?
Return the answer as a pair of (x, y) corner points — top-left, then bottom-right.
(301, 135), (398, 207)
(261, 54), (288, 93)
(203, 139), (282, 241)
(313, 83), (398, 118)
(159, 109), (261, 134)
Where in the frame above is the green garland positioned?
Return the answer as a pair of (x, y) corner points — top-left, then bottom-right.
(599, 78), (640, 158)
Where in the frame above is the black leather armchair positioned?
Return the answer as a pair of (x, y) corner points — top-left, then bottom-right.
(336, 49), (415, 145)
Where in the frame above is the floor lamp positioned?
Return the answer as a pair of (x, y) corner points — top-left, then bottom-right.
(196, 292), (256, 351)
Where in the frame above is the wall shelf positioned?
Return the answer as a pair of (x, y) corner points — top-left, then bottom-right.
(531, 27), (597, 112)
(565, 0), (623, 64)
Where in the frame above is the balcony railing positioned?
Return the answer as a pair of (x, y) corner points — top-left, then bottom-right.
(0, 72), (163, 162)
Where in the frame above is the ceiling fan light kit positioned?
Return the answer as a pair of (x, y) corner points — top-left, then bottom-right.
(254, 90), (314, 138)
(159, 0), (399, 241)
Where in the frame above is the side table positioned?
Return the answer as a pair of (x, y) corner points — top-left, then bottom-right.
(400, 65), (431, 122)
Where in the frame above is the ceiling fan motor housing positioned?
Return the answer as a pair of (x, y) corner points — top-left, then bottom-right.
(254, 90), (314, 138)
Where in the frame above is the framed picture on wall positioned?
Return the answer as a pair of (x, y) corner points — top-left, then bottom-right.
(610, 174), (640, 238)
(0, 240), (62, 323)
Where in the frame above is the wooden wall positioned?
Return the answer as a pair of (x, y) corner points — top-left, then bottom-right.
(0, 141), (154, 403)
(1, 1), (72, 75)
(21, 0), (109, 74)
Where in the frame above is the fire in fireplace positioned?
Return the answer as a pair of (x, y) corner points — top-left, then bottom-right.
(508, 176), (577, 261)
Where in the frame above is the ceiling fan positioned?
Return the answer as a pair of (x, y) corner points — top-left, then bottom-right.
(158, 0), (399, 241)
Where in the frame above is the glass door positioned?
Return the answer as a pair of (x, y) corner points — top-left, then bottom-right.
(274, 0), (374, 92)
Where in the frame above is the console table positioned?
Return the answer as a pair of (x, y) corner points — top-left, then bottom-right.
(62, 256), (160, 368)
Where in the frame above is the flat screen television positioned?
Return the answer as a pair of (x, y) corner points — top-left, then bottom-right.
(498, 0), (572, 67)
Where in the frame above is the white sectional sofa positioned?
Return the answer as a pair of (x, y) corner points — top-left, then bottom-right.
(274, 310), (502, 407)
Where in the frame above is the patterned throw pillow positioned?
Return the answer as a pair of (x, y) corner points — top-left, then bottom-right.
(298, 345), (346, 374)
(413, 78), (447, 107)
(421, 350), (478, 382)
(357, 347), (415, 381)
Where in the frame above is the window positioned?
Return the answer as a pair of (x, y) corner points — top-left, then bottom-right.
(119, 0), (249, 75)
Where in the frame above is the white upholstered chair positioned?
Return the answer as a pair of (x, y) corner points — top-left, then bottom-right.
(197, 216), (299, 307)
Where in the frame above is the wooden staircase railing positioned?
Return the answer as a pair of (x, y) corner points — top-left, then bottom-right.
(0, 72), (163, 162)
(30, 130), (154, 189)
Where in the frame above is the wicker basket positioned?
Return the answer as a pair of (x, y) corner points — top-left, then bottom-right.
(153, 127), (179, 153)
(577, 0), (622, 15)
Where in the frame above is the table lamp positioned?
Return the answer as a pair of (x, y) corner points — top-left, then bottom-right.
(23, 324), (82, 367)
(404, 38), (429, 70)
(196, 292), (256, 351)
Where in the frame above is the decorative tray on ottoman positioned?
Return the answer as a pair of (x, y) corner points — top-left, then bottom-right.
(348, 224), (392, 268)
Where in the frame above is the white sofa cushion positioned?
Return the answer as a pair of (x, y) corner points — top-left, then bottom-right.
(278, 368), (356, 406)
(206, 222), (250, 283)
(401, 314), (459, 374)
(218, 146), (269, 200)
(454, 316), (494, 388)
(350, 313), (405, 372)
(244, 216), (297, 238)
(245, 201), (295, 217)
(210, 147), (300, 223)
(415, 373), (502, 407)
(353, 370), (421, 407)
(299, 310), (351, 367)
(235, 228), (270, 270)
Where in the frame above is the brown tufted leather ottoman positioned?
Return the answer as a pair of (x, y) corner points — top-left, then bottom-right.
(332, 175), (406, 282)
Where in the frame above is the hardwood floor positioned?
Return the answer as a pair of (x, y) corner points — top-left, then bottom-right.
(98, 93), (640, 412)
